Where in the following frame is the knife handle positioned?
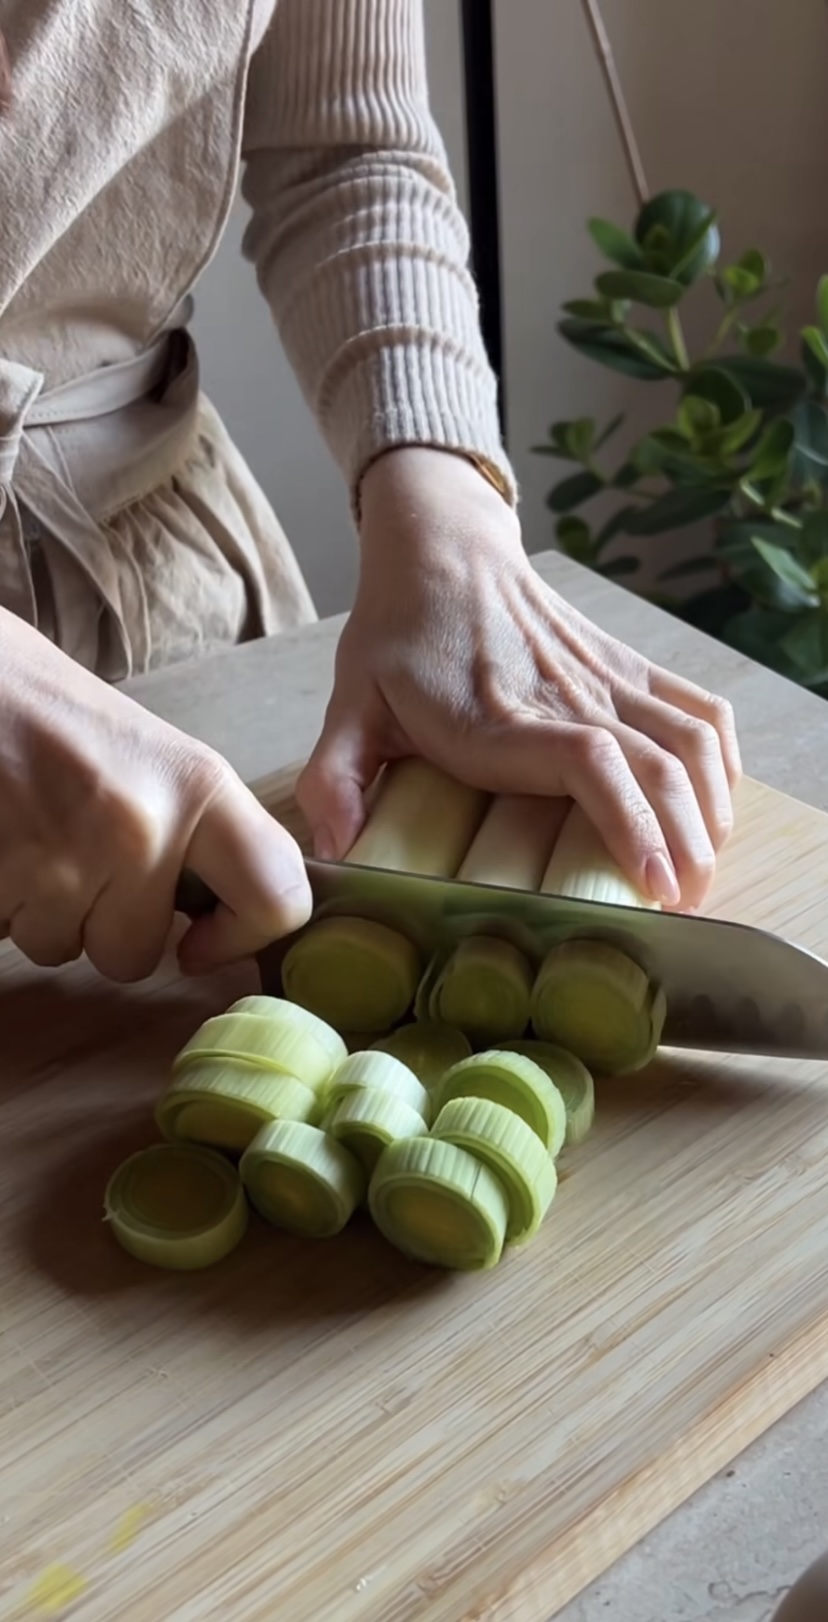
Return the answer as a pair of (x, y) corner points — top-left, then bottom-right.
(174, 869), (219, 920)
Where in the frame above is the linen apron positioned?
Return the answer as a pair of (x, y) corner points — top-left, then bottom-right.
(0, 0), (316, 682)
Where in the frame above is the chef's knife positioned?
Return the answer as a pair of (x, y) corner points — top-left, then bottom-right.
(174, 858), (828, 1063)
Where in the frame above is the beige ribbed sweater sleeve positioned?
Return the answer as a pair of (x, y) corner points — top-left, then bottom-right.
(240, 0), (517, 510)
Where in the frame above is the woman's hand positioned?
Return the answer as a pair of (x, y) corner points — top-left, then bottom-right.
(0, 610), (311, 980)
(297, 447), (741, 911)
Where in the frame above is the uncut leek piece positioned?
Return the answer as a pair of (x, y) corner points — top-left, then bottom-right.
(457, 793), (571, 892)
(281, 760), (490, 1035)
(368, 1136), (509, 1271)
(156, 1060), (321, 1153)
(104, 1145), (248, 1271)
(172, 1001), (346, 1093)
(434, 1051), (567, 1158)
(533, 803), (667, 1075)
(240, 1120), (365, 1238)
(493, 1040), (595, 1145)
(431, 1097), (558, 1244)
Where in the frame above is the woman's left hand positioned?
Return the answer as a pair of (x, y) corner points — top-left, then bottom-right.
(296, 447), (741, 912)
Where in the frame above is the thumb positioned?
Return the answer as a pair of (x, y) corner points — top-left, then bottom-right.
(178, 775), (313, 975)
(297, 708), (386, 860)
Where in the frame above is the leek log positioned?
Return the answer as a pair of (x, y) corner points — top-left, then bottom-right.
(369, 1136), (509, 1270)
(431, 1097), (557, 1243)
(457, 794), (571, 891)
(540, 802), (660, 911)
(104, 1145), (248, 1270)
(345, 758), (489, 877)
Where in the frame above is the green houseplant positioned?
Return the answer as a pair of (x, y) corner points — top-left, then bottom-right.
(535, 3), (828, 698)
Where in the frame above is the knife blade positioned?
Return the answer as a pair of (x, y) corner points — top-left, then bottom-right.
(174, 860), (828, 1062)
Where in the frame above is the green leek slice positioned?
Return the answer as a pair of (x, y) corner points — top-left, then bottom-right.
(434, 1051), (566, 1157)
(104, 1145), (248, 1271)
(424, 936), (532, 1044)
(156, 1062), (319, 1151)
(172, 1003), (346, 1091)
(369, 1137), (508, 1271)
(493, 1040), (595, 1145)
(280, 916), (421, 1034)
(530, 940), (666, 1075)
(369, 1021), (472, 1089)
(240, 1121), (364, 1237)
(328, 1087), (427, 1177)
(326, 1051), (430, 1121)
(431, 1097), (558, 1243)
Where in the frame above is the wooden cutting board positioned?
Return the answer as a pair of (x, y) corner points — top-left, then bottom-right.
(2, 770), (828, 1622)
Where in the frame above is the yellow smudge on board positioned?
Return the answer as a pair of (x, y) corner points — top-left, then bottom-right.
(108, 1503), (157, 1554)
(25, 1564), (88, 1615)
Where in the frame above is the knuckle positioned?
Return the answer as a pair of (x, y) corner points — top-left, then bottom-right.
(565, 724), (624, 775)
(636, 746), (689, 799)
(703, 690), (736, 733)
(673, 715), (721, 761)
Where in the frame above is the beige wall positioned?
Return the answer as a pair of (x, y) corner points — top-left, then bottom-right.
(498, 0), (828, 575)
(194, 3), (828, 614)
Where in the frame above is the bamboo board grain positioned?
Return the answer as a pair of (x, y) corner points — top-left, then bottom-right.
(2, 771), (828, 1622)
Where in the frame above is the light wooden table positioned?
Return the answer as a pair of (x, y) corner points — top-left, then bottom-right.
(126, 550), (828, 1622)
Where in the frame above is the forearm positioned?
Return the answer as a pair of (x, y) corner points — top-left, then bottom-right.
(241, 0), (516, 512)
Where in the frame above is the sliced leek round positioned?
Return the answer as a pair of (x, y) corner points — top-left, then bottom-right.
(530, 940), (666, 1075)
(104, 1144), (248, 1271)
(425, 937), (533, 1044)
(434, 1051), (567, 1157)
(431, 1097), (557, 1243)
(281, 916), (421, 1034)
(240, 1120), (365, 1238)
(370, 1021), (472, 1089)
(493, 1040), (595, 1145)
(156, 1061), (319, 1152)
(327, 1051), (430, 1121)
(369, 1137), (508, 1271)
(173, 1003), (346, 1091)
(328, 1087), (427, 1177)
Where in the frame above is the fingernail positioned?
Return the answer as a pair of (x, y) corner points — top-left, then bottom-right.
(645, 851), (681, 906)
(314, 826), (336, 862)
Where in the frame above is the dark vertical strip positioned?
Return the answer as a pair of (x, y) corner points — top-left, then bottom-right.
(460, 0), (506, 439)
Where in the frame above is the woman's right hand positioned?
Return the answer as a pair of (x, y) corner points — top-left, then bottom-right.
(0, 610), (312, 981)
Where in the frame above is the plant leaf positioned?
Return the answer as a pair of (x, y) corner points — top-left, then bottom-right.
(709, 355), (805, 414)
(623, 485), (731, 535)
(594, 412), (625, 450)
(748, 418), (795, 482)
(818, 274), (828, 339)
(595, 269), (685, 308)
(740, 324), (781, 358)
(634, 190), (720, 284)
(677, 396), (721, 440)
(658, 553), (720, 582)
(555, 515), (594, 564)
(780, 610), (828, 674)
(751, 536), (818, 605)
(802, 332), (828, 399)
(545, 469), (604, 514)
(803, 326), (828, 371)
(593, 504), (644, 553)
(684, 365), (750, 424)
(588, 218), (645, 269)
(557, 318), (677, 380)
(561, 298), (613, 322)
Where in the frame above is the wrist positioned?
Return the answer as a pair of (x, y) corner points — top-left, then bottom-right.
(357, 446), (521, 558)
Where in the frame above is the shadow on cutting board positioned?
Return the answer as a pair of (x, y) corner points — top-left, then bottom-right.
(19, 1104), (449, 1335)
